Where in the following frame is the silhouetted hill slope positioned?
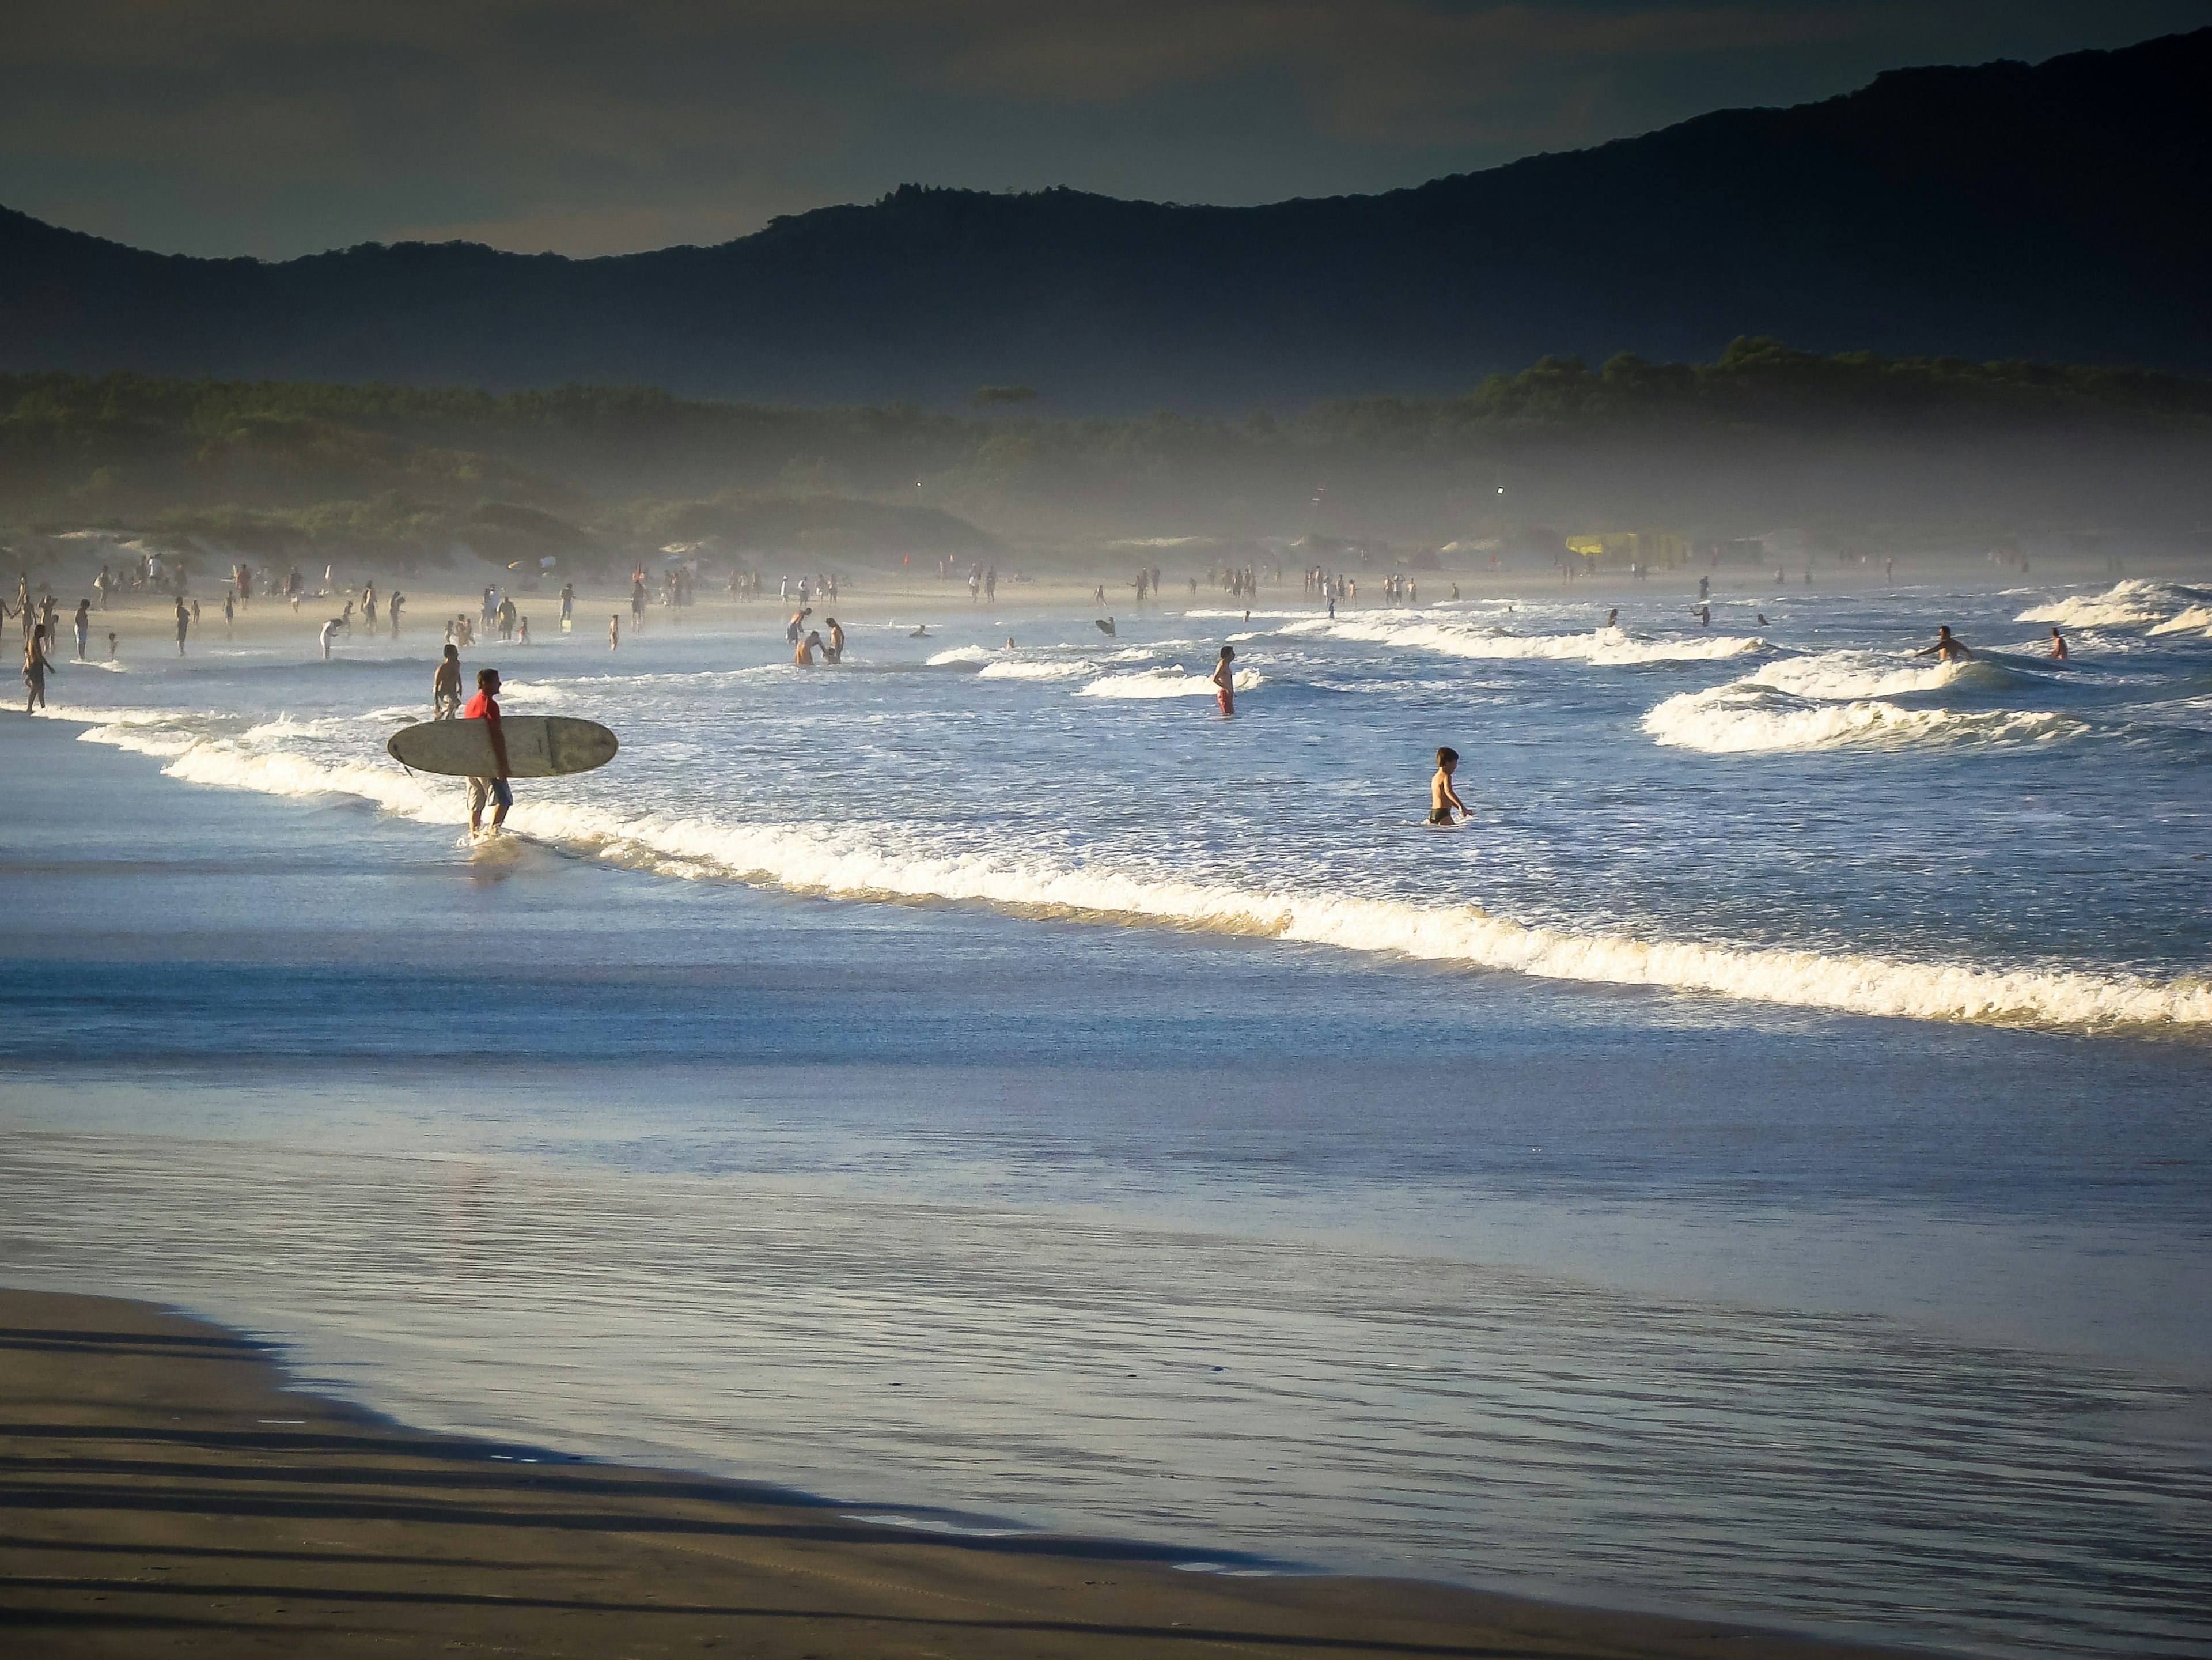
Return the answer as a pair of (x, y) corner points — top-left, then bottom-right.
(3, 30), (2207, 410)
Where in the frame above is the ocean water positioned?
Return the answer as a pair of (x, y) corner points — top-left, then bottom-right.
(5, 575), (2211, 1657)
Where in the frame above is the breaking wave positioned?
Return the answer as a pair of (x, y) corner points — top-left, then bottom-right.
(39, 703), (2209, 1035)
(2016, 580), (2212, 632)
(978, 659), (1093, 681)
(1283, 616), (1765, 665)
(1076, 667), (1264, 699)
(1644, 688), (2079, 754)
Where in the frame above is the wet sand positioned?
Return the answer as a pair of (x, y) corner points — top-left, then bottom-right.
(0, 1287), (1912, 1660)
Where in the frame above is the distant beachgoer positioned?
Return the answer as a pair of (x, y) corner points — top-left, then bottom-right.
(1698, 605), (1711, 627)
(560, 583), (574, 630)
(1429, 746), (1469, 825)
(794, 630), (819, 666)
(1093, 585), (1106, 604)
(786, 611), (805, 645)
(463, 668), (512, 835)
(433, 644), (464, 719)
(825, 617), (846, 661)
(106, 632), (118, 661)
(2049, 627), (2068, 661)
(222, 593), (234, 635)
(1698, 576), (1710, 600)
(518, 616), (531, 645)
(73, 600), (90, 660)
(1605, 608), (1618, 629)
(1005, 636), (1016, 650)
(1756, 614), (1768, 626)
(388, 591), (404, 636)
(609, 615), (620, 650)
(631, 578), (646, 625)
(174, 597), (190, 656)
(23, 623), (55, 712)
(364, 584), (378, 627)
(320, 617), (342, 660)
(910, 623), (929, 638)
(1915, 626), (1974, 663)
(1210, 645), (1236, 716)
(1327, 595), (1335, 619)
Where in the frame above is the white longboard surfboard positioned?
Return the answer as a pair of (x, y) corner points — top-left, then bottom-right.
(387, 716), (618, 778)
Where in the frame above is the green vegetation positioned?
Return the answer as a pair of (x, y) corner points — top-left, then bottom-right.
(3, 340), (2207, 570)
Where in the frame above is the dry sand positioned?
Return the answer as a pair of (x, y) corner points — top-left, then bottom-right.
(0, 1287), (1911, 1660)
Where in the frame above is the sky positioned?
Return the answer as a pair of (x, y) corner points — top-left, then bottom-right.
(2, 1), (2205, 261)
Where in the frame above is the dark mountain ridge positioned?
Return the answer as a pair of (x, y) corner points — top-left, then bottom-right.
(3, 29), (2207, 411)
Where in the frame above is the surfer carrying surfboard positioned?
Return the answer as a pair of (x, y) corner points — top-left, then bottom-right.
(462, 668), (513, 834)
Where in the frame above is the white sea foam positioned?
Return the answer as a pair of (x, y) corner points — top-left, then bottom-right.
(1283, 617), (1764, 665)
(976, 659), (1093, 681)
(44, 704), (2208, 1034)
(2016, 580), (2210, 631)
(925, 646), (994, 667)
(2147, 605), (2212, 636)
(1747, 652), (1965, 701)
(1644, 686), (2078, 754)
(1076, 668), (1264, 699)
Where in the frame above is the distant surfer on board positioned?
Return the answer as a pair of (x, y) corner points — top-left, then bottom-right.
(463, 668), (513, 835)
(1429, 747), (1469, 826)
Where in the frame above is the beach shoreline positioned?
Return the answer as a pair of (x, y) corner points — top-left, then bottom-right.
(0, 1285), (1923, 1660)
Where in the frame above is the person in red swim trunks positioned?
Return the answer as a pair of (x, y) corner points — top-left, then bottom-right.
(1210, 644), (1237, 716)
(463, 667), (513, 835)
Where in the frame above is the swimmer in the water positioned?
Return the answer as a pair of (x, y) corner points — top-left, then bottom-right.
(1210, 644), (1236, 716)
(1915, 626), (1974, 662)
(2048, 627), (2069, 660)
(1429, 746), (1469, 826)
(1757, 614), (1768, 626)
(1605, 608), (1618, 629)
(910, 623), (929, 638)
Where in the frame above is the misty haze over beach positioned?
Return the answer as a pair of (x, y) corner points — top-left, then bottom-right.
(3, 13), (2210, 1660)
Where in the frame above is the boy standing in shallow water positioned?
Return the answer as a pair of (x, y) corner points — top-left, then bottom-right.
(1430, 747), (1470, 825)
(1210, 645), (1237, 715)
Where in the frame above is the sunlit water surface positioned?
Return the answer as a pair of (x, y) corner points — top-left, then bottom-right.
(6, 574), (2211, 1657)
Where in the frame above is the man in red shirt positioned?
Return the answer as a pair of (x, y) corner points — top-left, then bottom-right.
(462, 668), (513, 834)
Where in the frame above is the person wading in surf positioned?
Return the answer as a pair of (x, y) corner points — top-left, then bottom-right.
(23, 622), (55, 712)
(1430, 747), (1470, 826)
(1210, 644), (1237, 716)
(463, 668), (513, 835)
(432, 644), (464, 718)
(1915, 626), (1974, 663)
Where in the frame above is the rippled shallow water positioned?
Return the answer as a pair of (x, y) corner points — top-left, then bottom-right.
(6, 573), (2211, 1657)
